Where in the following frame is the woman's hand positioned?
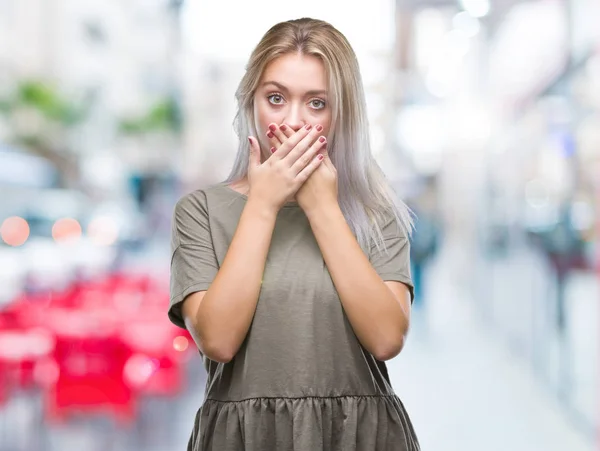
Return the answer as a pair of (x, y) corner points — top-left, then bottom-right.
(247, 124), (326, 213)
(296, 153), (338, 218)
(271, 123), (338, 218)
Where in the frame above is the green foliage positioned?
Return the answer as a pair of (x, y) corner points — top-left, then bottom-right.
(119, 96), (181, 135)
(0, 80), (86, 125)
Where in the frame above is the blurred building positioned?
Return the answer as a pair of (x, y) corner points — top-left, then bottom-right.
(0, 0), (183, 196)
(392, 0), (599, 436)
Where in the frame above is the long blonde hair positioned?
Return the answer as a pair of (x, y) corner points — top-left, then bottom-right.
(225, 18), (413, 250)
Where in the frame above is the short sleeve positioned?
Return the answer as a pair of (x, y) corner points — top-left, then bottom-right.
(369, 213), (414, 303)
(169, 190), (219, 329)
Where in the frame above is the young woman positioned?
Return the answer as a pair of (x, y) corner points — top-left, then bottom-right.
(169, 18), (420, 451)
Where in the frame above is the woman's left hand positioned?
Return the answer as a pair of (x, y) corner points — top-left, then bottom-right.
(267, 122), (338, 217)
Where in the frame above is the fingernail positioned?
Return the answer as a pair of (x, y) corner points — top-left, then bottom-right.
(318, 154), (324, 161)
(270, 147), (276, 153)
(266, 131), (274, 138)
(305, 124), (312, 131)
(316, 124), (323, 132)
(248, 137), (253, 145)
(268, 124), (277, 132)
(279, 124), (287, 131)
(319, 136), (326, 143)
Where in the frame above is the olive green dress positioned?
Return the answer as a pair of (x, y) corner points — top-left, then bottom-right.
(168, 183), (420, 450)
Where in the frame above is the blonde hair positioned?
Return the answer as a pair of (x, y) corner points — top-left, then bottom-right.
(225, 18), (413, 250)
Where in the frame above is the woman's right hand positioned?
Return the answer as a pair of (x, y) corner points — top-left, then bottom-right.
(247, 124), (327, 213)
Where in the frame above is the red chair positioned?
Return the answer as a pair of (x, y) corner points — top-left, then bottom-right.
(43, 308), (136, 425)
(1, 270), (189, 427)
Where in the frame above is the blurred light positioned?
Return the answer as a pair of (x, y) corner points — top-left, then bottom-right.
(370, 125), (385, 157)
(571, 201), (594, 232)
(524, 203), (559, 231)
(397, 105), (446, 175)
(0, 247), (26, 303)
(525, 179), (550, 209)
(459, 0), (490, 18)
(183, 0), (394, 61)
(397, 105), (446, 153)
(124, 354), (159, 387)
(88, 216), (119, 246)
(539, 148), (571, 193)
(542, 96), (572, 126)
(425, 74), (454, 98)
(0, 329), (54, 361)
(452, 11), (480, 38)
(173, 335), (189, 352)
(414, 9), (448, 71)
(1, 216), (30, 246)
(33, 358), (60, 387)
(23, 238), (74, 291)
(80, 154), (126, 191)
(52, 218), (82, 243)
(446, 30), (471, 57)
(0, 149), (58, 188)
(28, 328), (56, 356)
(361, 56), (389, 88)
(450, 103), (492, 147)
(488, 2), (567, 104)
(366, 93), (385, 118)
(424, 30), (469, 98)
(412, 152), (444, 175)
(555, 130), (576, 158)
(587, 55), (600, 107)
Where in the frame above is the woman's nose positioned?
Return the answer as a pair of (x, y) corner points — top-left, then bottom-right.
(284, 105), (305, 131)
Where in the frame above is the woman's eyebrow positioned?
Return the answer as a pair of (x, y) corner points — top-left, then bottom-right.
(261, 81), (327, 96)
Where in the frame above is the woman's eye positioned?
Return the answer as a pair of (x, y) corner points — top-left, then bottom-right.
(268, 94), (284, 105)
(310, 99), (326, 109)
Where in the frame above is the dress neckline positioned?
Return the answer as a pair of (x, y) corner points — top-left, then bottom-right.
(221, 183), (300, 208)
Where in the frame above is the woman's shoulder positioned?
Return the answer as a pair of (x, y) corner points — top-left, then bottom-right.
(173, 187), (207, 214)
(173, 182), (246, 221)
(202, 182), (248, 207)
(367, 204), (413, 251)
(176, 183), (240, 206)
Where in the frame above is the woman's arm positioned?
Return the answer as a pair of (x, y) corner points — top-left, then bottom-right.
(182, 199), (277, 363)
(306, 204), (412, 361)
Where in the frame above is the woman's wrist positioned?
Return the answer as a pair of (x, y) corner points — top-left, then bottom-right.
(304, 200), (343, 225)
(245, 194), (280, 222)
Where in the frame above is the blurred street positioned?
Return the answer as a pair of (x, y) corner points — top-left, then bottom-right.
(393, 241), (595, 451)
(0, 235), (597, 450)
(1, 0), (599, 449)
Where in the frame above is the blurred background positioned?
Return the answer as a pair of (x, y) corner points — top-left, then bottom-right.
(0, 0), (598, 450)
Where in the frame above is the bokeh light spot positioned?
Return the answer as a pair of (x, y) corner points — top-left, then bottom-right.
(173, 336), (189, 352)
(88, 216), (119, 246)
(52, 218), (82, 242)
(1, 216), (30, 246)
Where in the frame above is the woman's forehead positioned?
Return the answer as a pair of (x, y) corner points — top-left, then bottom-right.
(260, 53), (328, 93)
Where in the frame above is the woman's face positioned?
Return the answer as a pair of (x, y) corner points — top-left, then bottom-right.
(254, 52), (332, 150)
